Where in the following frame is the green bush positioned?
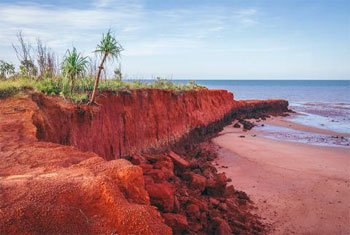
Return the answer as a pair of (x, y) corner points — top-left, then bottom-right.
(60, 77), (70, 98)
(70, 93), (88, 103)
(35, 78), (61, 95)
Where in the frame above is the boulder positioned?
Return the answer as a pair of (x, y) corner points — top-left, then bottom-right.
(163, 213), (188, 234)
(206, 173), (227, 196)
(168, 151), (190, 169)
(191, 173), (207, 193)
(239, 119), (255, 130)
(224, 185), (236, 197)
(147, 169), (166, 183)
(233, 123), (241, 128)
(130, 154), (146, 165)
(218, 203), (228, 211)
(186, 203), (201, 219)
(209, 197), (220, 207)
(146, 182), (176, 212)
(212, 217), (232, 235)
(154, 157), (174, 172)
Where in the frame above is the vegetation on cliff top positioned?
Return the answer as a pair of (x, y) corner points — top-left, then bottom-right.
(0, 30), (205, 103)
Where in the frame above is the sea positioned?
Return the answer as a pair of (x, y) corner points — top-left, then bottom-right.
(171, 80), (350, 147)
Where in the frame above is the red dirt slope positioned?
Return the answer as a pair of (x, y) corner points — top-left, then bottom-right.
(0, 95), (171, 235)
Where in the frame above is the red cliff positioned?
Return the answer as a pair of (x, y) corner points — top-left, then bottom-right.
(0, 89), (289, 234)
(32, 89), (287, 160)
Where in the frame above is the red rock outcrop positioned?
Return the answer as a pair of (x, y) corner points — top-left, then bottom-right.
(0, 89), (289, 234)
(32, 89), (288, 160)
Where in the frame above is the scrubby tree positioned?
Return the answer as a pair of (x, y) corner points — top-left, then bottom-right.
(62, 47), (88, 93)
(0, 60), (15, 79)
(90, 30), (123, 104)
(87, 55), (98, 79)
(114, 63), (122, 81)
(12, 31), (37, 77)
(36, 39), (57, 78)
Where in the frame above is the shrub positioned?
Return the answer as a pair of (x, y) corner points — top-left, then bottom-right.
(70, 93), (88, 103)
(35, 78), (61, 95)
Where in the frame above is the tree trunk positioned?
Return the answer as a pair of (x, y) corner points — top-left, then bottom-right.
(69, 74), (73, 94)
(90, 53), (107, 104)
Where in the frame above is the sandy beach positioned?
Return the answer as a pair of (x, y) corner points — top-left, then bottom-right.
(213, 116), (350, 234)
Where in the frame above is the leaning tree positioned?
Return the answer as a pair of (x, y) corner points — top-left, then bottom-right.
(90, 30), (123, 104)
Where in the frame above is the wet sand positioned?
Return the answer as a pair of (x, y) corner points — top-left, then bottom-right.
(213, 117), (350, 234)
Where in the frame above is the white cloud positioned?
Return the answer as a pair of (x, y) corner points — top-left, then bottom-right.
(92, 0), (115, 8)
(0, 0), (264, 77)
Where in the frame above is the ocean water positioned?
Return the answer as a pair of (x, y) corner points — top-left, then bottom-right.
(176, 80), (350, 135)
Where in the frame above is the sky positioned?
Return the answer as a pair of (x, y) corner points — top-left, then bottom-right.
(0, 0), (349, 79)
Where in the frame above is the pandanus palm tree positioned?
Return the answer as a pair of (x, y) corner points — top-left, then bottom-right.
(90, 30), (123, 104)
(62, 47), (87, 93)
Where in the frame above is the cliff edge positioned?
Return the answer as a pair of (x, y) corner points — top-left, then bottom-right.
(0, 89), (289, 234)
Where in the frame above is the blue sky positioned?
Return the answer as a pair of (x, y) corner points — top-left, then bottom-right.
(0, 0), (349, 79)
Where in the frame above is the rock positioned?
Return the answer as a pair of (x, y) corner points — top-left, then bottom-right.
(233, 123), (241, 128)
(239, 119), (255, 130)
(224, 185), (236, 197)
(163, 213), (188, 234)
(143, 175), (154, 185)
(147, 169), (165, 183)
(200, 212), (208, 227)
(168, 151), (190, 169)
(206, 173), (227, 196)
(235, 190), (250, 201)
(202, 167), (215, 178)
(189, 222), (203, 232)
(174, 196), (181, 212)
(217, 173), (227, 184)
(226, 198), (239, 212)
(140, 163), (154, 172)
(130, 154), (146, 165)
(218, 203), (228, 211)
(186, 203), (201, 218)
(209, 209), (221, 219)
(154, 157), (174, 172)
(210, 197), (220, 207)
(146, 182), (175, 212)
(191, 173), (207, 193)
(212, 217), (232, 235)
(189, 197), (209, 211)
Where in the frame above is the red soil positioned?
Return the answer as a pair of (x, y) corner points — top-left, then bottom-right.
(0, 89), (288, 234)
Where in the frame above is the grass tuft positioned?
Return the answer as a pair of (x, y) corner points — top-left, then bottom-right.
(0, 79), (35, 98)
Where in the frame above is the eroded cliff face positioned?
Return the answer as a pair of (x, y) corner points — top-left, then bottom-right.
(0, 89), (289, 234)
(32, 89), (235, 160)
(32, 89), (288, 160)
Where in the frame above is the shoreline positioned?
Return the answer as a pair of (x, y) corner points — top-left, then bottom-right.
(263, 113), (350, 137)
(212, 117), (350, 234)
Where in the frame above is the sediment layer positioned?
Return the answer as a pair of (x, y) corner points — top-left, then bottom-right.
(0, 89), (288, 234)
(32, 89), (288, 159)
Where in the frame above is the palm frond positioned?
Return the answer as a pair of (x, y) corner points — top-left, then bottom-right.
(94, 29), (123, 61)
(62, 47), (88, 79)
